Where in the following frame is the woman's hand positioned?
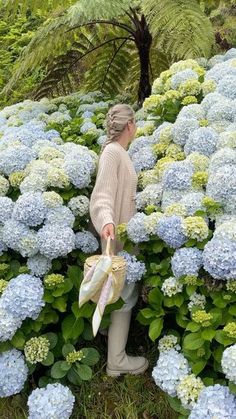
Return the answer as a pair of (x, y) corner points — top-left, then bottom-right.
(101, 223), (115, 240)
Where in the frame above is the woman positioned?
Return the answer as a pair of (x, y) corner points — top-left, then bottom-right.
(90, 104), (149, 377)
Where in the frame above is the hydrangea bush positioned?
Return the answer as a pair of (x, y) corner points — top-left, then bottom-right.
(0, 91), (131, 415)
(117, 49), (236, 416)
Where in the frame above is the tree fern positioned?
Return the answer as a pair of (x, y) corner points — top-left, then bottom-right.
(142, 0), (214, 58)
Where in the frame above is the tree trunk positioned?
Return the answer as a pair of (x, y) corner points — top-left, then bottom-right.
(134, 14), (152, 107)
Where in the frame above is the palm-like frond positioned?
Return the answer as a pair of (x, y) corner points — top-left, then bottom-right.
(2, 0), (76, 16)
(84, 33), (134, 96)
(142, 0), (215, 58)
(2, 0), (134, 95)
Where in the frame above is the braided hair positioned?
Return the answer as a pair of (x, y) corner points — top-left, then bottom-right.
(102, 104), (135, 151)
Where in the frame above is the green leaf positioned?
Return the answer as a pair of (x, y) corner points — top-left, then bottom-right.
(213, 295), (227, 308)
(229, 382), (236, 395)
(191, 360), (207, 375)
(72, 301), (94, 319)
(201, 328), (216, 341)
(67, 265), (83, 290)
(62, 343), (75, 358)
(62, 314), (84, 342)
(51, 361), (68, 379)
(43, 290), (54, 303)
(215, 330), (235, 346)
(41, 351), (54, 366)
(176, 313), (189, 328)
(75, 363), (92, 381)
(186, 322), (201, 332)
(140, 308), (157, 319)
(229, 304), (236, 316)
(60, 361), (71, 371)
(52, 296), (67, 312)
(183, 333), (204, 350)
(172, 294), (184, 307)
(149, 318), (163, 341)
(43, 333), (58, 350)
(11, 330), (25, 349)
(38, 376), (54, 388)
(81, 348), (100, 366)
(148, 287), (163, 309)
(52, 278), (73, 297)
(67, 366), (82, 386)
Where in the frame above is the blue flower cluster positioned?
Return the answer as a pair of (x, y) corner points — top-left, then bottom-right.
(37, 224), (75, 259)
(1, 274), (45, 320)
(118, 251), (146, 283)
(184, 127), (218, 156)
(203, 238), (236, 280)
(27, 254), (52, 277)
(136, 183), (163, 210)
(171, 247), (203, 278)
(189, 384), (236, 419)
(152, 348), (190, 396)
(162, 161), (194, 190)
(12, 192), (47, 227)
(157, 215), (187, 248)
(127, 213), (150, 243)
(0, 349), (28, 397)
(172, 118), (199, 146)
(132, 146), (157, 172)
(27, 383), (75, 419)
(75, 231), (99, 254)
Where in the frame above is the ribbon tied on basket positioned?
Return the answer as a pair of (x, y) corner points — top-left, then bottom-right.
(78, 236), (127, 337)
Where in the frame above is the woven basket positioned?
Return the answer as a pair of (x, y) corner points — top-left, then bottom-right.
(84, 238), (126, 304)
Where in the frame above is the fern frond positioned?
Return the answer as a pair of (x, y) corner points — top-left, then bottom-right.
(142, 0), (215, 58)
(2, 0), (135, 95)
(83, 29), (134, 96)
(3, 0), (75, 17)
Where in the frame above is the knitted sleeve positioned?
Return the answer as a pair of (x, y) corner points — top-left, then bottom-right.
(89, 146), (119, 236)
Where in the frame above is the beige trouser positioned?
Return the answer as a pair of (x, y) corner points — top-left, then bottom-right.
(101, 238), (139, 312)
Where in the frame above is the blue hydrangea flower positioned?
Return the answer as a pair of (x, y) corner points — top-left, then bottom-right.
(68, 195), (90, 217)
(179, 192), (205, 215)
(201, 92), (225, 112)
(177, 104), (205, 121)
(172, 118), (199, 146)
(45, 206), (75, 228)
(27, 254), (52, 276)
(75, 231), (99, 253)
(1, 274), (45, 320)
(18, 230), (39, 258)
(0, 303), (22, 342)
(128, 136), (154, 158)
(27, 383), (75, 419)
(171, 247), (203, 278)
(0, 145), (36, 176)
(118, 251), (146, 283)
(217, 74), (236, 99)
(162, 162), (194, 190)
(80, 121), (97, 133)
(0, 349), (28, 397)
(209, 148), (236, 171)
(38, 224), (75, 259)
(221, 344), (236, 384)
(171, 69), (198, 89)
(152, 348), (190, 397)
(157, 216), (187, 248)
(63, 157), (91, 189)
(206, 164), (236, 205)
(2, 219), (29, 251)
(184, 127), (218, 156)
(132, 146), (157, 172)
(13, 192), (47, 227)
(203, 238), (236, 280)
(127, 213), (149, 243)
(161, 190), (188, 211)
(189, 384), (236, 419)
(0, 197), (14, 223)
(136, 183), (162, 210)
(207, 100), (235, 123)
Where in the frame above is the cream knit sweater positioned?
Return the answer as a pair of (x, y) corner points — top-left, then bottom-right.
(90, 141), (138, 247)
